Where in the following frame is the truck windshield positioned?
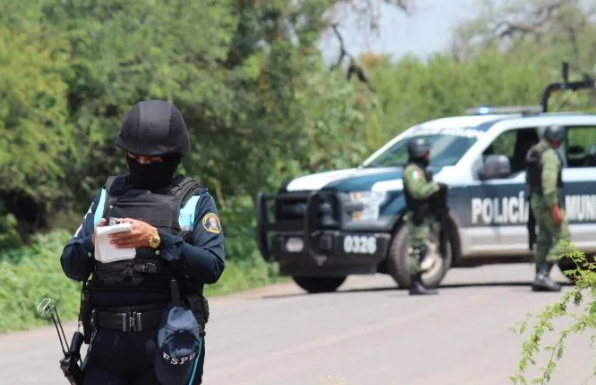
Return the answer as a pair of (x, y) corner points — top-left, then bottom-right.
(363, 134), (478, 168)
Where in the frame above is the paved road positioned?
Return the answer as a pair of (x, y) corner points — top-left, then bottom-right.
(1, 263), (594, 385)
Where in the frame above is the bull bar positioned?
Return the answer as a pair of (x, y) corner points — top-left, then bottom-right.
(255, 190), (369, 263)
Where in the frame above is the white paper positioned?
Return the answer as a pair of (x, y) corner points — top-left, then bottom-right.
(94, 223), (136, 264)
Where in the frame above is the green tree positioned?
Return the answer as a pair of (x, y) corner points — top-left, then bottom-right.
(0, 0), (401, 256)
(0, 25), (71, 247)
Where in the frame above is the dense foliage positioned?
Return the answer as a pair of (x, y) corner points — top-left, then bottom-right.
(0, 0), (390, 250)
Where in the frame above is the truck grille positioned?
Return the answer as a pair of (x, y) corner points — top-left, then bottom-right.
(275, 194), (309, 222)
(274, 192), (339, 229)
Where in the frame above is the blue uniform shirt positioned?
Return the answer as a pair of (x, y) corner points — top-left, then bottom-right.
(60, 185), (226, 290)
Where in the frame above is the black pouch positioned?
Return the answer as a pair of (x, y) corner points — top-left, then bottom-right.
(185, 294), (209, 336)
(79, 279), (93, 344)
(202, 295), (210, 324)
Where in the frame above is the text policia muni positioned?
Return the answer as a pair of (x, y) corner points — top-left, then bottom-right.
(471, 192), (596, 225)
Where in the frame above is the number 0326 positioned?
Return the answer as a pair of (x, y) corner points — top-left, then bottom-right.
(343, 235), (377, 254)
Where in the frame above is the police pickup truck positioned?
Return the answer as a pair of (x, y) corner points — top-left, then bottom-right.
(255, 74), (596, 293)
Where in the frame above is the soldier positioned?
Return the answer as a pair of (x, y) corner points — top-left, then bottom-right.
(402, 137), (447, 296)
(525, 125), (569, 292)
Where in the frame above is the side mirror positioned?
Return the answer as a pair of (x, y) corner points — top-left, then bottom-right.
(479, 154), (511, 180)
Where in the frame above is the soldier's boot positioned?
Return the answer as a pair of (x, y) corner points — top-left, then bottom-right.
(409, 272), (438, 296)
(532, 262), (561, 292)
(418, 244), (435, 272)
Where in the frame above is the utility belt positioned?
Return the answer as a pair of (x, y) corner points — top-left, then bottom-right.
(90, 305), (165, 332)
(82, 291), (209, 337)
(81, 294), (209, 341)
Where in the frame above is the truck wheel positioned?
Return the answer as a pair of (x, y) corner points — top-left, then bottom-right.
(386, 224), (452, 289)
(292, 276), (347, 293)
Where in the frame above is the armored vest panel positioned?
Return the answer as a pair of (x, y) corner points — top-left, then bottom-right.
(92, 175), (204, 292)
(525, 143), (563, 194)
(403, 162), (431, 225)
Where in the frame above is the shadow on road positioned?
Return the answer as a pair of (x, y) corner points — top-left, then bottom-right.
(257, 280), (574, 299)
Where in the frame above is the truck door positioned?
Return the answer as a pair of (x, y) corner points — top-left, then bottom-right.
(561, 124), (596, 253)
(464, 127), (539, 256)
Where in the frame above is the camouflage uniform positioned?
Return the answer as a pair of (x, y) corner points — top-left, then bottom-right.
(526, 130), (569, 291)
(402, 163), (440, 274)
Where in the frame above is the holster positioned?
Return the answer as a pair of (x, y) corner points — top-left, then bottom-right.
(60, 356), (84, 385)
(185, 293), (210, 336)
(60, 331), (85, 385)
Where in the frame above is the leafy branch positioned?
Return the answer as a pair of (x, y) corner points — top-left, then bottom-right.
(511, 241), (596, 384)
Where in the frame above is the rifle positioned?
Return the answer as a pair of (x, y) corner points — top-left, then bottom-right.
(37, 298), (85, 385)
(526, 190), (537, 251)
(429, 184), (450, 257)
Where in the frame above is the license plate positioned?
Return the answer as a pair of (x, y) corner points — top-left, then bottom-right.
(285, 237), (304, 253)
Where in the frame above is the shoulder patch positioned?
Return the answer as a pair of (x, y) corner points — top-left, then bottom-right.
(202, 213), (222, 234)
(410, 169), (422, 180)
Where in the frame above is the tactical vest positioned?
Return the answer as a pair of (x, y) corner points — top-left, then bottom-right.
(525, 144), (563, 195)
(403, 161), (432, 225)
(90, 174), (202, 291)
(78, 175), (212, 338)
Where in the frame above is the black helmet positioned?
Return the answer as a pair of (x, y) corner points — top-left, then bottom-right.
(407, 137), (431, 159)
(116, 100), (190, 158)
(543, 125), (565, 144)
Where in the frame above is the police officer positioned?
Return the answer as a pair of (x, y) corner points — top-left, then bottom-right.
(60, 100), (225, 384)
(402, 137), (447, 296)
(525, 124), (569, 292)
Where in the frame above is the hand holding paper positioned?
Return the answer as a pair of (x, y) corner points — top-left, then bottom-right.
(108, 218), (159, 249)
(94, 222), (136, 264)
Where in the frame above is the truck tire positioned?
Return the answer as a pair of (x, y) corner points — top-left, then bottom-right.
(292, 276), (347, 293)
(386, 224), (452, 289)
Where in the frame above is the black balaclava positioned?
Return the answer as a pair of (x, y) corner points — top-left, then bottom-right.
(409, 154), (429, 168)
(126, 156), (180, 190)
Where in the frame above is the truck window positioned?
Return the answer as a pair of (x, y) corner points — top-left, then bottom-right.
(565, 126), (596, 167)
(364, 134), (478, 168)
(482, 127), (539, 175)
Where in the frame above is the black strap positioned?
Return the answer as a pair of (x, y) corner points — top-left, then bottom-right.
(105, 175), (128, 195)
(168, 176), (205, 206)
(94, 309), (163, 332)
(170, 278), (183, 306)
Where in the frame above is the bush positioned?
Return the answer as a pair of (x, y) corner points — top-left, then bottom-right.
(0, 230), (79, 332)
(511, 241), (596, 384)
(0, 227), (283, 333)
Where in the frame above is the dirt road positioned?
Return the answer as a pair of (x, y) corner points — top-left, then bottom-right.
(1, 263), (593, 385)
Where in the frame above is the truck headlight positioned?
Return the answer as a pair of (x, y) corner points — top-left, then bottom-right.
(348, 191), (386, 221)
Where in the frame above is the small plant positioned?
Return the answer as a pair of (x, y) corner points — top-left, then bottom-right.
(511, 241), (596, 384)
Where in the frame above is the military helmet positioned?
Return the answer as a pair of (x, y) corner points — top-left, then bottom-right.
(116, 100), (190, 158)
(407, 137), (431, 159)
(543, 125), (565, 144)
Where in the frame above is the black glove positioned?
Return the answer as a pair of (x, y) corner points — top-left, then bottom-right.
(437, 182), (447, 190)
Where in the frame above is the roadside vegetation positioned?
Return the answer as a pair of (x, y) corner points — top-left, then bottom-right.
(510, 241), (596, 385)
